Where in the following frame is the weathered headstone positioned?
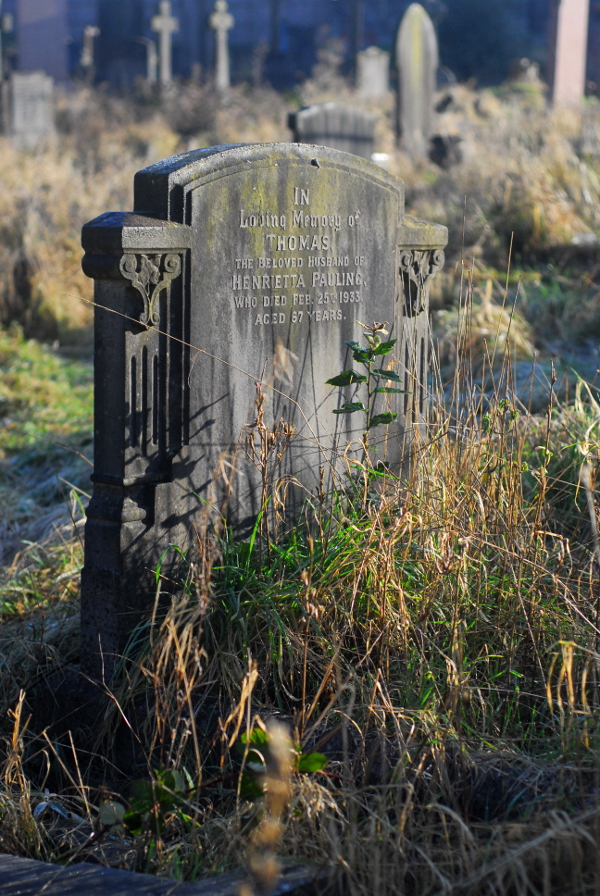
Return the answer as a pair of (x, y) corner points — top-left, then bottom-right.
(209, 0), (234, 91)
(396, 3), (438, 158)
(1, 70), (53, 147)
(288, 103), (377, 160)
(80, 143), (447, 678)
(549, 0), (590, 107)
(151, 0), (179, 86)
(357, 46), (389, 100)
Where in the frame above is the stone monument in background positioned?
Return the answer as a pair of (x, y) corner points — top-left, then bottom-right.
(210, 0), (234, 91)
(80, 142), (447, 678)
(288, 103), (377, 160)
(357, 46), (389, 100)
(151, 0), (178, 86)
(396, 3), (438, 158)
(80, 25), (100, 83)
(2, 70), (53, 147)
(549, 0), (590, 107)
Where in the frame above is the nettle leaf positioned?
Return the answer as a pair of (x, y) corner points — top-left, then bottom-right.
(352, 349), (371, 363)
(370, 412), (397, 426)
(326, 370), (367, 387)
(297, 752), (328, 773)
(241, 727), (269, 746)
(373, 339), (397, 356)
(98, 800), (126, 828)
(375, 369), (402, 382)
(374, 387), (408, 394)
(130, 779), (154, 812)
(123, 810), (143, 834)
(333, 402), (367, 415)
(240, 769), (265, 801)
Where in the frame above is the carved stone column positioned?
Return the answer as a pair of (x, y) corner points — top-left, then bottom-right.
(81, 213), (190, 679)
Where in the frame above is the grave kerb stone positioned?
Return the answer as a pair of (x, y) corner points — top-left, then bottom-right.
(80, 142), (447, 679)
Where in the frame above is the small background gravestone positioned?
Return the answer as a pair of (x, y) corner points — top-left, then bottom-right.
(396, 3), (438, 158)
(549, 0), (590, 107)
(209, 0), (235, 91)
(288, 103), (377, 160)
(151, 0), (179, 86)
(1, 70), (54, 147)
(357, 46), (389, 100)
(81, 143), (446, 678)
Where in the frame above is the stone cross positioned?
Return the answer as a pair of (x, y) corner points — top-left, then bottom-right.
(549, 0), (590, 106)
(288, 102), (377, 160)
(396, 3), (438, 158)
(80, 25), (100, 78)
(209, 0), (234, 91)
(80, 143), (447, 679)
(357, 46), (389, 99)
(151, 0), (179, 86)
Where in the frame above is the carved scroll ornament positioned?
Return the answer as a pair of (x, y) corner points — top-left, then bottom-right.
(399, 248), (445, 316)
(119, 253), (182, 326)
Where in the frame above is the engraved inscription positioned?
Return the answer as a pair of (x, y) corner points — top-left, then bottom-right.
(232, 186), (368, 328)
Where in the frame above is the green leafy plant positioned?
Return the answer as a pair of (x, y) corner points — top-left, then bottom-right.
(326, 320), (406, 456)
(238, 726), (327, 802)
(119, 768), (194, 837)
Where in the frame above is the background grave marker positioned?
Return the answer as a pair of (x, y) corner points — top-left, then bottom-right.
(2, 70), (53, 147)
(81, 143), (446, 677)
(288, 102), (377, 160)
(357, 46), (389, 100)
(549, 0), (590, 107)
(151, 0), (178, 86)
(209, 0), (234, 91)
(396, 3), (438, 159)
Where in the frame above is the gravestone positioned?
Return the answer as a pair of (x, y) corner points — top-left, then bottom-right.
(151, 0), (179, 86)
(549, 0), (590, 107)
(1, 71), (54, 147)
(209, 0), (234, 91)
(80, 25), (100, 82)
(357, 46), (389, 100)
(396, 3), (438, 158)
(288, 103), (377, 160)
(81, 143), (446, 678)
